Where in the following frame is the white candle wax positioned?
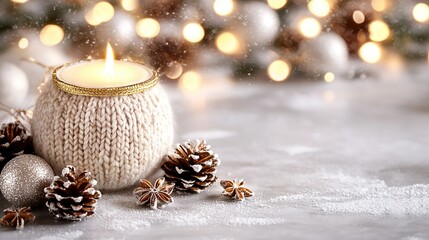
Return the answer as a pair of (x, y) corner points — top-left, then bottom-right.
(57, 60), (154, 88)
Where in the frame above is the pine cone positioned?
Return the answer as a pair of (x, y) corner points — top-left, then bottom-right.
(0, 121), (33, 164)
(44, 165), (102, 221)
(162, 139), (220, 193)
(0, 207), (35, 230)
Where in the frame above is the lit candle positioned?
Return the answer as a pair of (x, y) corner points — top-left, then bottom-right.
(33, 43), (173, 190)
(53, 43), (157, 96)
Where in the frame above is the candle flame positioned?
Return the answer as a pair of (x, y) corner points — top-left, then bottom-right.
(104, 42), (115, 75)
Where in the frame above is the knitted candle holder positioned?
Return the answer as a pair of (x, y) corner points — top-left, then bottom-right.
(31, 70), (174, 190)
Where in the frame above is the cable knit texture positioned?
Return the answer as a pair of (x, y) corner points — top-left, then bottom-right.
(31, 80), (174, 190)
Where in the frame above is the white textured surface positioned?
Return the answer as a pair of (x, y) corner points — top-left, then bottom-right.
(1, 64), (429, 239)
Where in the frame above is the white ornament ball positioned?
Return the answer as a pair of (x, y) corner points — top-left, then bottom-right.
(298, 33), (349, 77)
(0, 154), (55, 207)
(0, 62), (29, 107)
(238, 1), (280, 45)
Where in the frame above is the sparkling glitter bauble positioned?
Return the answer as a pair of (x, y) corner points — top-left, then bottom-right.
(0, 154), (54, 207)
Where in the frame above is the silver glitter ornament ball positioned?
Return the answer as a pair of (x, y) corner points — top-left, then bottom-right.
(0, 154), (55, 207)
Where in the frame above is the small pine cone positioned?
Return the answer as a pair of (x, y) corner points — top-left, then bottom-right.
(0, 121), (33, 163)
(0, 207), (35, 230)
(44, 165), (102, 221)
(162, 139), (220, 193)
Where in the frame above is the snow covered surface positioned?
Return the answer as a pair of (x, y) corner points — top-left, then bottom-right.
(1, 63), (429, 239)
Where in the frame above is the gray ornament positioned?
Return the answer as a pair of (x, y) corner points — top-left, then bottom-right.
(298, 32), (349, 77)
(0, 62), (29, 107)
(0, 154), (54, 207)
(237, 1), (280, 46)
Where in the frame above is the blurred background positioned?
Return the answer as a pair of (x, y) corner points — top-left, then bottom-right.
(0, 0), (428, 109)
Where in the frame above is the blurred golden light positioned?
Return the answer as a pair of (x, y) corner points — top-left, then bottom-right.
(121, 0), (138, 11)
(40, 24), (64, 46)
(183, 23), (205, 43)
(11, 0), (28, 3)
(324, 72), (335, 83)
(267, 59), (290, 82)
(359, 42), (382, 63)
(308, 0), (331, 17)
(179, 71), (202, 92)
(267, 0), (287, 10)
(371, 0), (387, 12)
(352, 11), (365, 24)
(299, 17), (321, 38)
(165, 61), (184, 79)
(92, 1), (115, 23)
(413, 3), (429, 23)
(213, 0), (235, 16)
(136, 18), (160, 38)
(85, 10), (101, 26)
(18, 38), (29, 49)
(369, 20), (390, 42)
(216, 31), (242, 55)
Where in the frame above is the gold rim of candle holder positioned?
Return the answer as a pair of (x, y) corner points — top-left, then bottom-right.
(52, 60), (159, 97)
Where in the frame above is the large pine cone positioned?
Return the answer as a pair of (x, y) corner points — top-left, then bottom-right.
(0, 121), (33, 163)
(44, 165), (101, 221)
(162, 140), (220, 193)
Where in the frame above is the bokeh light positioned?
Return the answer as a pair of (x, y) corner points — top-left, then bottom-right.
(40, 24), (64, 46)
(371, 0), (388, 12)
(183, 23), (205, 43)
(308, 0), (331, 17)
(121, 0), (138, 11)
(267, 59), (291, 82)
(213, 0), (235, 16)
(179, 71), (202, 92)
(136, 18), (160, 38)
(11, 0), (28, 3)
(92, 1), (115, 23)
(85, 10), (101, 26)
(324, 72), (335, 83)
(369, 20), (390, 42)
(18, 38), (29, 49)
(299, 18), (321, 38)
(267, 0), (287, 10)
(359, 42), (382, 63)
(413, 3), (429, 23)
(352, 11), (365, 24)
(216, 31), (242, 55)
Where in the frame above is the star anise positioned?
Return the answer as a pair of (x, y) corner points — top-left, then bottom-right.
(220, 179), (254, 201)
(0, 207), (35, 230)
(133, 177), (175, 209)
